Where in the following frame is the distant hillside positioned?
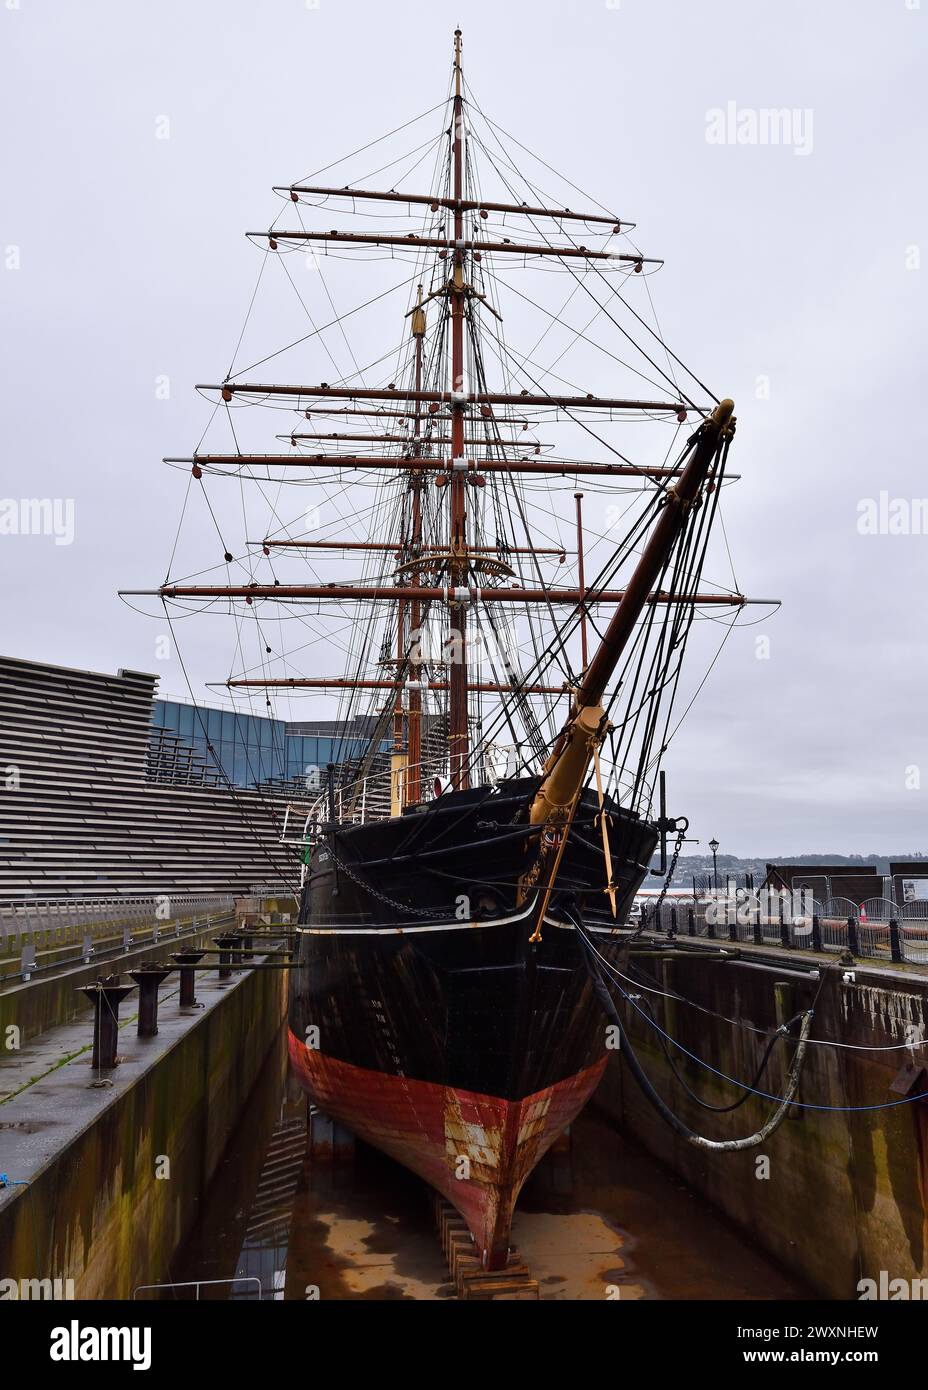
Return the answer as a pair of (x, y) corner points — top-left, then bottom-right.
(648, 852), (928, 889)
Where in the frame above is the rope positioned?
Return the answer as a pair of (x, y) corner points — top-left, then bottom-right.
(572, 909), (815, 1149)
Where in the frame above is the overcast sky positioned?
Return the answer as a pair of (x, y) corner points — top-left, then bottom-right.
(2, 0), (926, 857)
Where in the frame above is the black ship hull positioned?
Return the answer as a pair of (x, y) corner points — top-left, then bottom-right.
(288, 777), (657, 1267)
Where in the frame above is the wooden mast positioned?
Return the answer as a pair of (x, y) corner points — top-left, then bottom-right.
(407, 285), (427, 806)
(129, 33), (754, 831)
(574, 492), (589, 672)
(391, 575), (407, 815)
(391, 284), (430, 811)
(448, 27), (469, 789)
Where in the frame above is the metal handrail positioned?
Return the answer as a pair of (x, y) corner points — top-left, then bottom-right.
(1, 910), (238, 985)
(133, 1276), (262, 1301)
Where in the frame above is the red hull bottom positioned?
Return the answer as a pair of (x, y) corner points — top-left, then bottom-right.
(289, 1031), (606, 1269)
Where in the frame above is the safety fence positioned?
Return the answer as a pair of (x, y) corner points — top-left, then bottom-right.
(0, 894), (238, 983)
(638, 889), (928, 966)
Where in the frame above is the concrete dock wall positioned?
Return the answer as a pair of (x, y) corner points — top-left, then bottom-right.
(0, 957), (287, 1299)
(596, 950), (928, 1298)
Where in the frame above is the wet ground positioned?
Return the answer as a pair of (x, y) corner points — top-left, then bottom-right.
(162, 1027), (808, 1301)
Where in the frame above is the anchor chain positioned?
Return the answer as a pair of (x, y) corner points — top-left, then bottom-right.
(631, 819), (688, 939)
(313, 838), (449, 921)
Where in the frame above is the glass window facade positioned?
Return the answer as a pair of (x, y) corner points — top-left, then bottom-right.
(150, 700), (388, 789)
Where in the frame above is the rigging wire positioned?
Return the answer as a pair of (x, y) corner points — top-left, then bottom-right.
(581, 921), (928, 1113)
(573, 911), (816, 1149)
(154, 60), (753, 838)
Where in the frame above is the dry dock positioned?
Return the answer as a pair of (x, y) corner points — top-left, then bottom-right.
(0, 924), (287, 1298)
(3, 906), (928, 1300)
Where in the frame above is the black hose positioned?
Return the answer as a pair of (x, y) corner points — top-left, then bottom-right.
(570, 908), (815, 1152)
(637, 992), (805, 1114)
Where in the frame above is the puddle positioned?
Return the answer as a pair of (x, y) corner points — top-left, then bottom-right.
(164, 1028), (810, 1301)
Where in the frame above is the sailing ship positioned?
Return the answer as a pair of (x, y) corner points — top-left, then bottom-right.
(140, 32), (753, 1270)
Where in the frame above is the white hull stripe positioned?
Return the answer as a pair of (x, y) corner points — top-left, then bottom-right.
(296, 904), (629, 937)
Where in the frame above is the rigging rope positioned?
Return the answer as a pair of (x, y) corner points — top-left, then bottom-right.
(572, 909), (816, 1150)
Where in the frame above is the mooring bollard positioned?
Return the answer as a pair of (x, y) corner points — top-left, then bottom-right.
(172, 950), (206, 1007)
(128, 965), (174, 1038)
(214, 934), (239, 980)
(811, 914), (823, 953)
(78, 976), (135, 1071)
(889, 918), (903, 964)
(238, 928), (255, 960)
(847, 915), (860, 957)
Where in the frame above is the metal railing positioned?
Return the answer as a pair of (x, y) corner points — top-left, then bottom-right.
(133, 1276), (262, 1301)
(0, 893), (237, 982)
(0, 892), (235, 934)
(639, 888), (921, 966)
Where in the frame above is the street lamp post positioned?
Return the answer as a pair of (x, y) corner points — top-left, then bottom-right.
(709, 837), (720, 892)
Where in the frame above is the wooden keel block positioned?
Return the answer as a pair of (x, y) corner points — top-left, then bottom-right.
(431, 1195), (539, 1300)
